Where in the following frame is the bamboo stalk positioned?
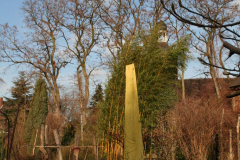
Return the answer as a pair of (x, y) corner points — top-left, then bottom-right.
(93, 133), (97, 160)
(101, 133), (104, 158)
(84, 147), (89, 160)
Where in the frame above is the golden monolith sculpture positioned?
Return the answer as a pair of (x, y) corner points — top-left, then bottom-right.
(124, 63), (144, 160)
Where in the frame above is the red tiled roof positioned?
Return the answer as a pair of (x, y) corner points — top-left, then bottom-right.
(180, 78), (233, 99)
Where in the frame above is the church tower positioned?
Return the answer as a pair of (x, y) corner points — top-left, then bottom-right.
(157, 21), (168, 48)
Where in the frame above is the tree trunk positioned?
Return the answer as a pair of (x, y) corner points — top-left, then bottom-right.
(210, 65), (221, 100)
(45, 75), (61, 116)
(82, 63), (89, 118)
(77, 69), (85, 144)
(209, 35), (221, 100)
(8, 104), (20, 160)
(32, 130), (38, 156)
(53, 129), (63, 160)
(39, 125), (48, 160)
(45, 125), (52, 160)
(82, 63), (89, 128)
(219, 45), (230, 81)
(73, 134), (80, 160)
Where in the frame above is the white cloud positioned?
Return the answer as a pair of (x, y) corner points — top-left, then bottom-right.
(92, 69), (107, 77)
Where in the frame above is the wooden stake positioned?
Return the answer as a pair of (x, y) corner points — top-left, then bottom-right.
(124, 64), (144, 160)
(39, 125), (48, 160)
(32, 129), (38, 156)
(45, 125), (52, 160)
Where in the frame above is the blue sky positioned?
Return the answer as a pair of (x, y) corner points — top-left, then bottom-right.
(0, 1), (23, 25)
(0, 0), (228, 98)
(0, 0), (25, 97)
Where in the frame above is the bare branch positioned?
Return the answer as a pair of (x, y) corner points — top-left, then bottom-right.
(198, 57), (239, 76)
(223, 41), (240, 60)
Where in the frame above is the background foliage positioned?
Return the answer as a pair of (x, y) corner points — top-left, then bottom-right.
(99, 26), (190, 155)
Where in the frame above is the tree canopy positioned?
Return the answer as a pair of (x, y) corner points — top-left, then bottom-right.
(4, 71), (32, 110)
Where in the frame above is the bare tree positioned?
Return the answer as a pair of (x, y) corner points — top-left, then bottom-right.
(161, 0), (239, 99)
(0, 0), (69, 117)
(160, 0), (240, 80)
(97, 0), (147, 61)
(169, 97), (236, 160)
(59, 0), (101, 144)
(0, 2), (70, 159)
